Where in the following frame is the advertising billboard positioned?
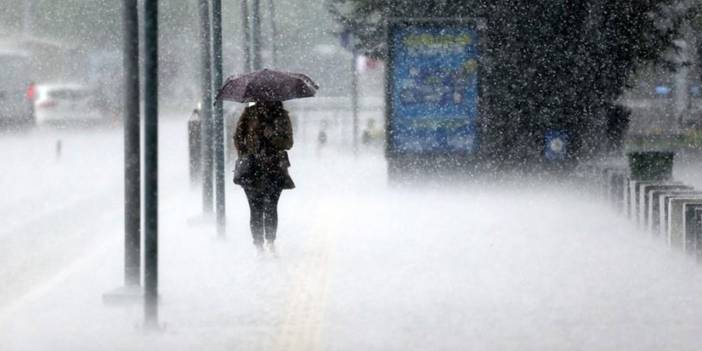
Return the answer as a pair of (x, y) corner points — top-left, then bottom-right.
(387, 20), (480, 156)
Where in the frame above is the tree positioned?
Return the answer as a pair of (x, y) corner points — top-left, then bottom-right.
(328, 0), (683, 168)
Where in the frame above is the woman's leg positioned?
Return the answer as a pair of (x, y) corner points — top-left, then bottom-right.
(244, 188), (265, 245)
(263, 188), (283, 242)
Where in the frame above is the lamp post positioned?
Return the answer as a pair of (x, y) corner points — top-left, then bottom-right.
(123, 0), (141, 289)
(199, 0), (214, 214)
(267, 0), (278, 67)
(251, 0), (262, 70)
(143, 0), (159, 328)
(241, 0), (252, 72)
(351, 36), (359, 154)
(22, 0), (33, 37)
(102, 0), (143, 307)
(212, 0), (226, 237)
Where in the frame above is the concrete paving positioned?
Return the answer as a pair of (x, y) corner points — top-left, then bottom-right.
(2, 120), (702, 350)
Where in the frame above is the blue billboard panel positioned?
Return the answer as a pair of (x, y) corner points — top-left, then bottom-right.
(388, 23), (479, 154)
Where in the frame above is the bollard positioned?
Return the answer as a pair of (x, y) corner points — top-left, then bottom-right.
(635, 181), (684, 228)
(610, 171), (624, 212)
(614, 172), (629, 213)
(626, 151), (675, 221)
(659, 192), (702, 239)
(606, 169), (626, 210)
(666, 196), (702, 250)
(695, 208), (702, 261)
(188, 111), (202, 186)
(643, 185), (691, 232)
(629, 180), (659, 223)
(651, 189), (696, 235)
(623, 176), (632, 218)
(55, 140), (62, 160)
(683, 203), (702, 255)
(658, 191), (700, 238)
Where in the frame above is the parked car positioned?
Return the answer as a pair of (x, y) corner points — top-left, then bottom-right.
(0, 50), (35, 128)
(34, 83), (103, 126)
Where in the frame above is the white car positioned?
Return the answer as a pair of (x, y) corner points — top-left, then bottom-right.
(34, 84), (102, 126)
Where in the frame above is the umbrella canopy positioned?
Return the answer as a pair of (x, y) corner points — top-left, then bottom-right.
(216, 69), (319, 103)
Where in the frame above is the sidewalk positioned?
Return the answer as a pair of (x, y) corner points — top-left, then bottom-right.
(4, 150), (702, 350)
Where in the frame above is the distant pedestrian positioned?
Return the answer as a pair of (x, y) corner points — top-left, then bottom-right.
(233, 101), (294, 253)
(317, 119), (328, 147)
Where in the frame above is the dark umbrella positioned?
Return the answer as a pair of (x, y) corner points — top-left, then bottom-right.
(216, 68), (319, 103)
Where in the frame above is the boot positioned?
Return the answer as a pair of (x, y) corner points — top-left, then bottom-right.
(254, 239), (265, 256)
(265, 240), (277, 257)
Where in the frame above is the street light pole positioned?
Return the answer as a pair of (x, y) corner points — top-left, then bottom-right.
(143, 0), (159, 328)
(267, 0), (278, 67)
(351, 39), (360, 154)
(123, 0), (141, 288)
(251, 0), (262, 70)
(199, 0), (214, 214)
(212, 0), (226, 237)
(241, 0), (252, 72)
(22, 0), (33, 37)
(102, 0), (143, 307)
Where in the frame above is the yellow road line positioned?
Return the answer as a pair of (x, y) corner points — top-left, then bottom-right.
(272, 205), (340, 351)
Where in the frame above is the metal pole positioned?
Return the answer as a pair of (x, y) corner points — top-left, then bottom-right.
(23, 0), (33, 37)
(143, 0), (159, 328)
(267, 0), (278, 67)
(212, 0), (226, 237)
(123, 0), (141, 288)
(199, 0), (214, 214)
(241, 0), (252, 72)
(351, 43), (359, 154)
(251, 0), (262, 70)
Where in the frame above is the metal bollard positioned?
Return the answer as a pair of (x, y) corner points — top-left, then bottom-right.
(658, 191), (698, 238)
(626, 151), (675, 222)
(633, 181), (683, 228)
(666, 196), (702, 250)
(623, 176), (632, 218)
(695, 208), (702, 262)
(641, 184), (690, 232)
(683, 203), (702, 255)
(651, 189), (696, 235)
(606, 169), (626, 208)
(628, 180), (657, 222)
(611, 172), (628, 213)
(188, 111), (202, 186)
(55, 139), (62, 160)
(658, 192), (702, 242)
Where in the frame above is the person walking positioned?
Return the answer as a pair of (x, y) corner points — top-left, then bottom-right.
(216, 68), (317, 253)
(233, 101), (294, 253)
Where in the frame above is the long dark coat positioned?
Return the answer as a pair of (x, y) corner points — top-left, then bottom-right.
(234, 105), (294, 190)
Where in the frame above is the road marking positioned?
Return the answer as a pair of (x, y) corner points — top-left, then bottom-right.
(0, 190), (116, 239)
(271, 204), (341, 351)
(0, 182), (186, 328)
(0, 230), (118, 328)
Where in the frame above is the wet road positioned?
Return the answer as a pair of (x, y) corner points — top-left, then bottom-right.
(2, 118), (702, 350)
